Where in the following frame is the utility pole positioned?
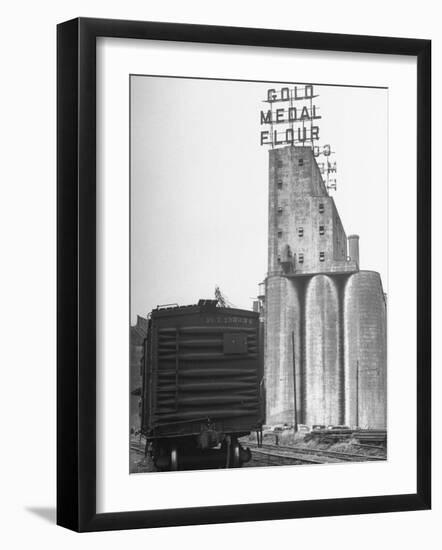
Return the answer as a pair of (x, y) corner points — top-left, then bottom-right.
(292, 331), (298, 432)
(356, 360), (359, 428)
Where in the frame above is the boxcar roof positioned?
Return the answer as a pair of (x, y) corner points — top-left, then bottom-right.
(152, 301), (258, 318)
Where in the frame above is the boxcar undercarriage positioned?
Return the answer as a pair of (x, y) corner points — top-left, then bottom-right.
(147, 433), (252, 471)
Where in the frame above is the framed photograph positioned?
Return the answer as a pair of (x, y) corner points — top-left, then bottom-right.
(57, 17), (431, 532)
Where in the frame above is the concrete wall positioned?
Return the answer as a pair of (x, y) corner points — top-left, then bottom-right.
(331, 200), (348, 262)
(304, 275), (343, 425)
(264, 275), (301, 425)
(343, 271), (387, 428)
(269, 146), (352, 276)
(268, 146), (328, 275)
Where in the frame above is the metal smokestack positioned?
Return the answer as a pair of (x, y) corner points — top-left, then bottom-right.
(348, 235), (360, 266)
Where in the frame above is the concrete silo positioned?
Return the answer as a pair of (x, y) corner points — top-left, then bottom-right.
(264, 275), (301, 426)
(343, 271), (387, 429)
(304, 274), (343, 426)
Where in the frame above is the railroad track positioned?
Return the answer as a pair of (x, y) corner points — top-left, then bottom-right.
(288, 445), (386, 462)
(247, 443), (386, 464)
(351, 442), (386, 451)
(131, 440), (386, 470)
(248, 446), (330, 466)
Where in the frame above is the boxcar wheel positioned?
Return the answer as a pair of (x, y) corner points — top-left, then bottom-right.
(170, 446), (178, 471)
(232, 441), (241, 468)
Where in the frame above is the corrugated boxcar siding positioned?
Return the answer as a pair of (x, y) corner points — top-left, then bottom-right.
(141, 327), (152, 435)
(151, 318), (260, 428)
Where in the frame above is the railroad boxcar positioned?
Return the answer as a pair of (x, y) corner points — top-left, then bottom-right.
(140, 299), (264, 471)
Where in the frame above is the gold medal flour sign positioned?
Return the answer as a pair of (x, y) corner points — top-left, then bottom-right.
(260, 84), (337, 192)
(260, 84), (322, 147)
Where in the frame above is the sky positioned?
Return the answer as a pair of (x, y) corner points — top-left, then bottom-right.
(130, 76), (388, 324)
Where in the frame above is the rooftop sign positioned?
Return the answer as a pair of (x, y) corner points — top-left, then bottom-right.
(260, 84), (338, 191)
(260, 85), (321, 147)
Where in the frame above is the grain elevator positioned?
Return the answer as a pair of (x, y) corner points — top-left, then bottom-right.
(263, 145), (387, 430)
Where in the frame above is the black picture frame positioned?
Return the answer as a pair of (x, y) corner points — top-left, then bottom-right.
(57, 17), (431, 532)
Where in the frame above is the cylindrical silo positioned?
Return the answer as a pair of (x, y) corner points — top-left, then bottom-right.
(264, 275), (301, 426)
(343, 271), (387, 429)
(304, 274), (342, 426)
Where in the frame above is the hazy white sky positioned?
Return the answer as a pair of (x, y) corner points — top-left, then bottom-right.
(130, 76), (387, 323)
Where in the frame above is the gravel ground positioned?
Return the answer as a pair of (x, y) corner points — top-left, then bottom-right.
(129, 437), (156, 473)
(129, 432), (386, 474)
